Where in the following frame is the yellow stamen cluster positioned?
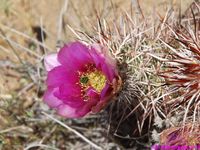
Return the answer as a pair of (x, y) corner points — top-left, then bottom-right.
(80, 70), (106, 93)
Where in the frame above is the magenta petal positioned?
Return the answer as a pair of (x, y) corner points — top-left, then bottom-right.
(47, 66), (78, 87)
(54, 84), (85, 107)
(90, 48), (105, 69)
(59, 84), (82, 98)
(92, 44), (116, 68)
(100, 84), (110, 99)
(77, 100), (98, 117)
(77, 88), (99, 116)
(77, 103), (94, 117)
(43, 88), (63, 108)
(44, 53), (61, 71)
(92, 84), (113, 113)
(86, 87), (100, 99)
(102, 63), (115, 82)
(90, 45), (117, 82)
(57, 104), (80, 118)
(58, 42), (92, 71)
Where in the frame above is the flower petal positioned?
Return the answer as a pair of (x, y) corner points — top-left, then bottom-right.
(58, 42), (92, 71)
(86, 87), (100, 100)
(56, 88), (99, 118)
(77, 88), (99, 117)
(54, 84), (85, 107)
(101, 63), (115, 82)
(92, 84), (113, 113)
(43, 88), (63, 108)
(100, 83), (111, 99)
(91, 44), (116, 68)
(47, 66), (78, 87)
(57, 104), (80, 118)
(59, 84), (82, 98)
(44, 53), (61, 71)
(90, 45), (117, 82)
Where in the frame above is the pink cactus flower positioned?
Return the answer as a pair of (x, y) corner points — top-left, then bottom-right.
(43, 42), (121, 118)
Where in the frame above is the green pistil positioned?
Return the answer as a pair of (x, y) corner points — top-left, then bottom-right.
(80, 76), (89, 84)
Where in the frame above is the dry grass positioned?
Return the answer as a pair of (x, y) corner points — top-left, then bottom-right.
(0, 0), (197, 149)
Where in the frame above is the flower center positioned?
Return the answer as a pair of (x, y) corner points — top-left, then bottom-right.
(80, 70), (106, 93)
